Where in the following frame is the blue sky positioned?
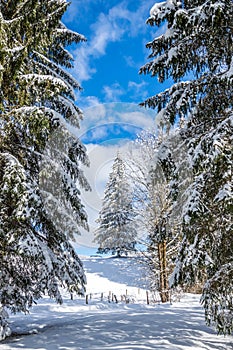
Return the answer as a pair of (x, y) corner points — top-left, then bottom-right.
(63, 0), (170, 109)
(62, 0), (170, 251)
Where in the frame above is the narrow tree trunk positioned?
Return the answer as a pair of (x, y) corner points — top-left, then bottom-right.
(158, 240), (169, 303)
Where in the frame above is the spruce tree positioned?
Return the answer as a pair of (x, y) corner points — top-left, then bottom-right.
(140, 0), (233, 334)
(94, 153), (137, 257)
(0, 0), (90, 339)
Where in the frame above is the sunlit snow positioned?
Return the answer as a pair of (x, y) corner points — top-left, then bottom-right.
(1, 256), (232, 350)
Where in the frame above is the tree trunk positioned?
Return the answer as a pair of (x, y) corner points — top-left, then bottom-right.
(158, 240), (169, 303)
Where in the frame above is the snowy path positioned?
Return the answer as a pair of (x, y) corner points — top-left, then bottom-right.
(0, 257), (232, 350)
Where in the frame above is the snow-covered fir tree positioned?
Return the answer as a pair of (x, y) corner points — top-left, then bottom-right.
(140, 0), (233, 334)
(94, 153), (137, 257)
(0, 0), (90, 339)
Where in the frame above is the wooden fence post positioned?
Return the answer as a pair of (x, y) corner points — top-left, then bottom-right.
(146, 291), (149, 305)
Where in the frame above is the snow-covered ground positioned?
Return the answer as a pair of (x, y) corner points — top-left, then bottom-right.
(1, 256), (232, 350)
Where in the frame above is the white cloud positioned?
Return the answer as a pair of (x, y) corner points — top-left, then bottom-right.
(119, 110), (155, 129)
(128, 80), (149, 100)
(124, 55), (136, 68)
(128, 80), (147, 90)
(79, 95), (103, 110)
(72, 4), (126, 84)
(85, 125), (110, 142)
(79, 102), (155, 135)
(91, 13), (124, 55)
(102, 83), (125, 102)
(80, 103), (107, 128)
(74, 46), (97, 81)
(71, 0), (157, 84)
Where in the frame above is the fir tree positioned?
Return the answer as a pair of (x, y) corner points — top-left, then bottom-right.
(94, 153), (137, 257)
(0, 0), (90, 339)
(140, 0), (233, 334)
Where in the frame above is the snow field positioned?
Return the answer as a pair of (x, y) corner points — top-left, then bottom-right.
(0, 257), (232, 350)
